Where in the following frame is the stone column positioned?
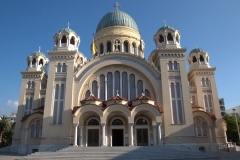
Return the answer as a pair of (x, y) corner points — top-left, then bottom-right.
(153, 125), (157, 146)
(209, 126), (213, 143)
(113, 75), (115, 96)
(24, 128), (28, 146)
(120, 74), (122, 96)
(129, 123), (134, 146)
(135, 85), (137, 98)
(79, 126), (83, 146)
(101, 124), (106, 146)
(98, 86), (100, 98)
(157, 122), (162, 145)
(105, 126), (108, 146)
(105, 81), (107, 100)
(128, 80), (130, 100)
(73, 124), (79, 147)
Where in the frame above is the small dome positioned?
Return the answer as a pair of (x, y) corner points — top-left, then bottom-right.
(158, 25), (175, 32)
(96, 10), (139, 33)
(31, 51), (46, 59)
(58, 28), (76, 34)
(189, 47), (205, 55)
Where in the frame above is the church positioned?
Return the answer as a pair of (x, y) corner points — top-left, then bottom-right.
(11, 3), (227, 154)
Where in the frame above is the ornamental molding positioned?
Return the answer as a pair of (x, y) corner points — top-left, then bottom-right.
(22, 74), (41, 79)
(50, 55), (75, 60)
(168, 76), (181, 80)
(55, 77), (66, 81)
(202, 90), (212, 93)
(75, 55), (161, 82)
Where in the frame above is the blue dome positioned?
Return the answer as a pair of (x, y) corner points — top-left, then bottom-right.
(96, 10), (139, 33)
(189, 47), (205, 55)
(158, 25), (175, 32)
(31, 51), (46, 58)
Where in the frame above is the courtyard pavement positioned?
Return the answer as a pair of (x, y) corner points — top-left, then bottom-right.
(0, 151), (240, 160)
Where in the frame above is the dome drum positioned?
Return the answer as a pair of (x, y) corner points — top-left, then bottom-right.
(53, 28), (81, 51)
(154, 26), (181, 49)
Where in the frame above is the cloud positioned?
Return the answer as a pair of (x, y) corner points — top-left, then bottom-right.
(7, 100), (18, 109)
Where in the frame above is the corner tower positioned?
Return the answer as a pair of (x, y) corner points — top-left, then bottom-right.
(94, 3), (145, 57)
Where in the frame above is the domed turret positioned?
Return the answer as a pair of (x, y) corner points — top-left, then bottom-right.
(53, 23), (80, 51)
(188, 47), (211, 70)
(93, 3), (145, 58)
(27, 47), (49, 71)
(153, 21), (181, 49)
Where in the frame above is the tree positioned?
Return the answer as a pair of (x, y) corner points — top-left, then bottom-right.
(224, 114), (240, 144)
(0, 116), (12, 147)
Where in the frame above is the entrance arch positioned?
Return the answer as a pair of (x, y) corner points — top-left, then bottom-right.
(86, 118), (100, 146)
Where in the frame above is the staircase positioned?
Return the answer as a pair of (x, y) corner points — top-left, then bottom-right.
(20, 145), (218, 160)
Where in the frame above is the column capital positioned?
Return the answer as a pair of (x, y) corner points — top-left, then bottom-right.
(157, 122), (162, 126)
(73, 123), (79, 127)
(101, 123), (106, 126)
(128, 123), (134, 126)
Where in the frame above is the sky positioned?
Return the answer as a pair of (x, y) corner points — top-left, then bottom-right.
(0, 0), (240, 116)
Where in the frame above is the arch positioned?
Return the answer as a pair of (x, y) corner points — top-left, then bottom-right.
(136, 117), (148, 125)
(173, 61), (178, 70)
(24, 113), (43, 129)
(193, 111), (214, 127)
(124, 41), (129, 52)
(192, 56), (197, 63)
(112, 118), (124, 125)
(200, 55), (204, 62)
(168, 61), (173, 70)
(103, 105), (131, 122)
(32, 58), (36, 66)
(159, 34), (164, 43)
(167, 33), (173, 41)
(100, 43), (104, 54)
(107, 41), (112, 52)
(57, 63), (61, 72)
(61, 35), (67, 43)
(70, 36), (75, 45)
(88, 118), (100, 125)
(62, 63), (67, 72)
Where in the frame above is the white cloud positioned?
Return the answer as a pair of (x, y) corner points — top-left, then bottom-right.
(7, 100), (18, 109)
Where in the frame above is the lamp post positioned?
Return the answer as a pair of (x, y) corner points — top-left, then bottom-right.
(232, 108), (240, 144)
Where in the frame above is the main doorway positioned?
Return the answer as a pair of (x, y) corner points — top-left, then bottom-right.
(87, 129), (99, 146)
(112, 129), (124, 146)
(136, 129), (148, 146)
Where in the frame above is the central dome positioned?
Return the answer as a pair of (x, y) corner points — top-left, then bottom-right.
(96, 10), (139, 33)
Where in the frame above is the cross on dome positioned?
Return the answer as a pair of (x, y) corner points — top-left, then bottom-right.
(163, 20), (167, 26)
(67, 22), (70, 29)
(38, 46), (41, 52)
(114, 41), (120, 51)
(113, 2), (121, 10)
(116, 89), (119, 96)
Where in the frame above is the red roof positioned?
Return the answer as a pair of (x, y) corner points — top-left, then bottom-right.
(192, 110), (216, 119)
(106, 95), (128, 102)
(21, 111), (43, 122)
(72, 105), (103, 114)
(81, 96), (102, 102)
(132, 95), (153, 101)
(191, 103), (203, 108)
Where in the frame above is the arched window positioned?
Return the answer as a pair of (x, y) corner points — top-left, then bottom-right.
(192, 96), (196, 104)
(32, 58), (36, 67)
(204, 95), (209, 112)
(114, 71), (120, 95)
(55, 84), (59, 99)
(31, 81), (35, 88)
(132, 43), (135, 54)
(112, 119), (123, 125)
(168, 61), (173, 70)
(197, 118), (202, 136)
(92, 81), (98, 97)
(167, 33), (173, 41)
(208, 95), (213, 113)
(57, 63), (61, 72)
(85, 90), (90, 99)
(137, 80), (143, 97)
(30, 125), (35, 138)
(176, 35), (179, 43)
(100, 43), (104, 54)
(202, 78), (205, 86)
(173, 61), (178, 70)
(60, 84), (64, 99)
(62, 63), (67, 72)
(39, 59), (43, 66)
(206, 78), (210, 86)
(107, 72), (113, 99)
(202, 123), (206, 136)
(124, 41), (129, 52)
(107, 41), (111, 52)
(100, 74), (105, 100)
(136, 118), (148, 125)
(193, 56), (197, 63)
(145, 89), (151, 98)
(200, 55), (204, 62)
(28, 81), (31, 88)
(35, 120), (40, 138)
(61, 35), (67, 43)
(88, 119), (99, 125)
(122, 72), (128, 99)
(159, 34), (164, 43)
(176, 83), (183, 123)
(130, 74), (136, 100)
(70, 37), (75, 45)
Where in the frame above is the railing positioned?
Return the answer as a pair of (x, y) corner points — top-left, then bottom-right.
(220, 142), (236, 152)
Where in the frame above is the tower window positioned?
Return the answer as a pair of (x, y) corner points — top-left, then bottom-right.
(200, 55), (204, 62)
(193, 56), (197, 63)
(159, 34), (164, 43)
(61, 35), (67, 43)
(70, 37), (75, 45)
(167, 33), (173, 41)
(32, 58), (36, 66)
(107, 41), (111, 52)
(132, 43), (135, 54)
(62, 63), (67, 72)
(39, 59), (43, 66)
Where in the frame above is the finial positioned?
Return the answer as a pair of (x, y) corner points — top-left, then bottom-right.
(38, 46), (41, 52)
(163, 20), (167, 26)
(67, 22), (70, 29)
(116, 89), (119, 96)
(113, 2), (121, 10)
(142, 93), (145, 96)
(195, 43), (197, 49)
(90, 92), (94, 97)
